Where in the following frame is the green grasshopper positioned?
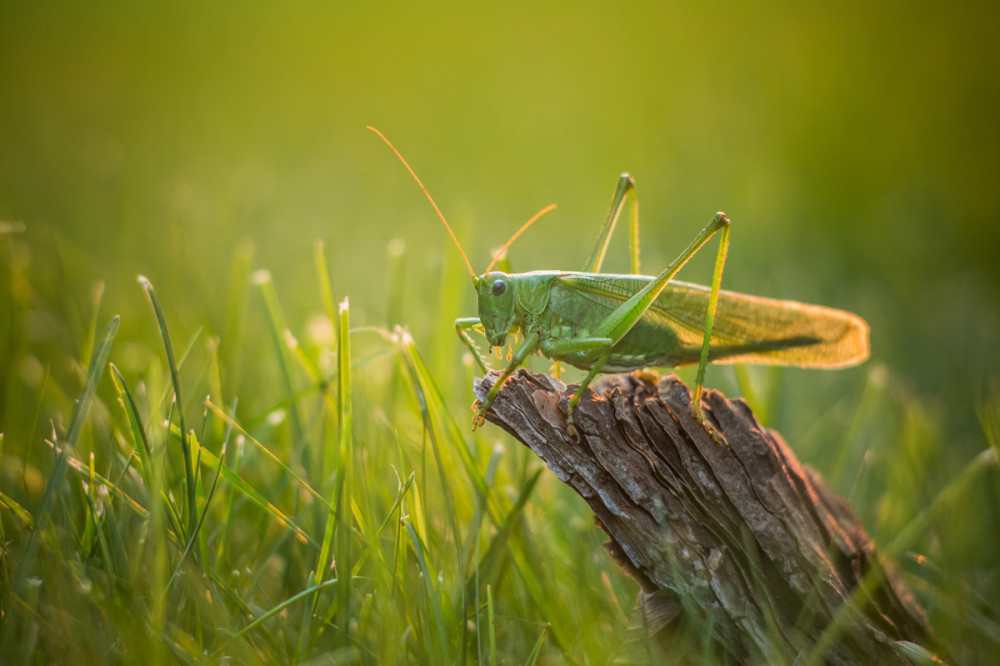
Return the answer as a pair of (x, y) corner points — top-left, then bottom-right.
(370, 127), (870, 435)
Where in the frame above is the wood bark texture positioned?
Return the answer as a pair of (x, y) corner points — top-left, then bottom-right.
(473, 369), (934, 664)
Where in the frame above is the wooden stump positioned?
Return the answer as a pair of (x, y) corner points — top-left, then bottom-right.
(473, 369), (936, 664)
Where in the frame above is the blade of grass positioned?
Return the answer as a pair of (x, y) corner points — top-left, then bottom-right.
(166, 434), (227, 596)
(139, 275), (198, 539)
(523, 624), (548, 666)
(221, 240), (255, 397)
(210, 397), (240, 565)
(109, 364), (153, 483)
(334, 297), (354, 646)
(84, 452), (116, 581)
(67, 316), (120, 455)
(0, 490), (34, 530)
(81, 281), (104, 375)
(314, 239), (338, 327)
(487, 584), (496, 665)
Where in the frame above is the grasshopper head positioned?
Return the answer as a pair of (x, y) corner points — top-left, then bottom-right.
(475, 272), (517, 347)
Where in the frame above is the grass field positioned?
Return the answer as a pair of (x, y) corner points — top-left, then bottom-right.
(2, 2), (999, 663)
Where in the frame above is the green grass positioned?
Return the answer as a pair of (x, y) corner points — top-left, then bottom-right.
(0, 235), (642, 663)
(1, 226), (998, 663)
(2, 2), (999, 662)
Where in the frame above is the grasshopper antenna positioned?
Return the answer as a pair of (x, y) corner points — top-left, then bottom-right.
(484, 203), (558, 274)
(368, 126), (477, 281)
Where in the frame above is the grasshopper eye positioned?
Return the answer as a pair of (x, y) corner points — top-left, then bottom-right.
(491, 279), (507, 296)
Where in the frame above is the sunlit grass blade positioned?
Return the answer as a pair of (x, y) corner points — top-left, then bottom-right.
(892, 640), (944, 665)
(496, 518), (573, 654)
(487, 584), (496, 665)
(314, 239), (338, 325)
(833, 365), (889, 494)
(109, 363), (152, 480)
(333, 470), (415, 587)
(308, 301), (347, 649)
(903, 556), (1000, 655)
(0, 489), (34, 530)
(167, 433), (227, 594)
(523, 624), (548, 666)
(139, 275), (198, 538)
(207, 397), (240, 568)
(67, 315), (120, 453)
(83, 452), (116, 579)
(334, 297), (354, 645)
(81, 281), (104, 375)
(732, 364), (780, 426)
(221, 240), (255, 395)
(395, 325), (566, 658)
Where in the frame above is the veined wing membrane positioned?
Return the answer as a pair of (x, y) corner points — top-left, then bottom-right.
(558, 273), (869, 368)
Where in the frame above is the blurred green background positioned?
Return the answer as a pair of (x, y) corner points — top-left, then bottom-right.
(2, 0), (998, 660)
(4, 1), (997, 423)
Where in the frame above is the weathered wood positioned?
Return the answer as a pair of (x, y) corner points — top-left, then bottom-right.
(473, 369), (935, 664)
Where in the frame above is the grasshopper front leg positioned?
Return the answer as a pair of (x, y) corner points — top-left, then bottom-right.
(456, 318), (490, 374)
(473, 331), (540, 430)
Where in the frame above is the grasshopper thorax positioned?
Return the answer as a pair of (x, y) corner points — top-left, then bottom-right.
(474, 271), (517, 347)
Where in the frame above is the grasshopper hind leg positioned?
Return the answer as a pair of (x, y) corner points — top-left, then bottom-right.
(584, 174), (639, 274)
(691, 214), (732, 439)
(565, 351), (613, 437)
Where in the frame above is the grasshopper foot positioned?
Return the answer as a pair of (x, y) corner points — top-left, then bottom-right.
(471, 400), (486, 430)
(690, 402), (725, 444)
(564, 402), (580, 439)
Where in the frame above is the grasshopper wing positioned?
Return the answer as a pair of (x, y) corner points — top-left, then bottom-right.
(654, 280), (870, 367)
(557, 274), (869, 369)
